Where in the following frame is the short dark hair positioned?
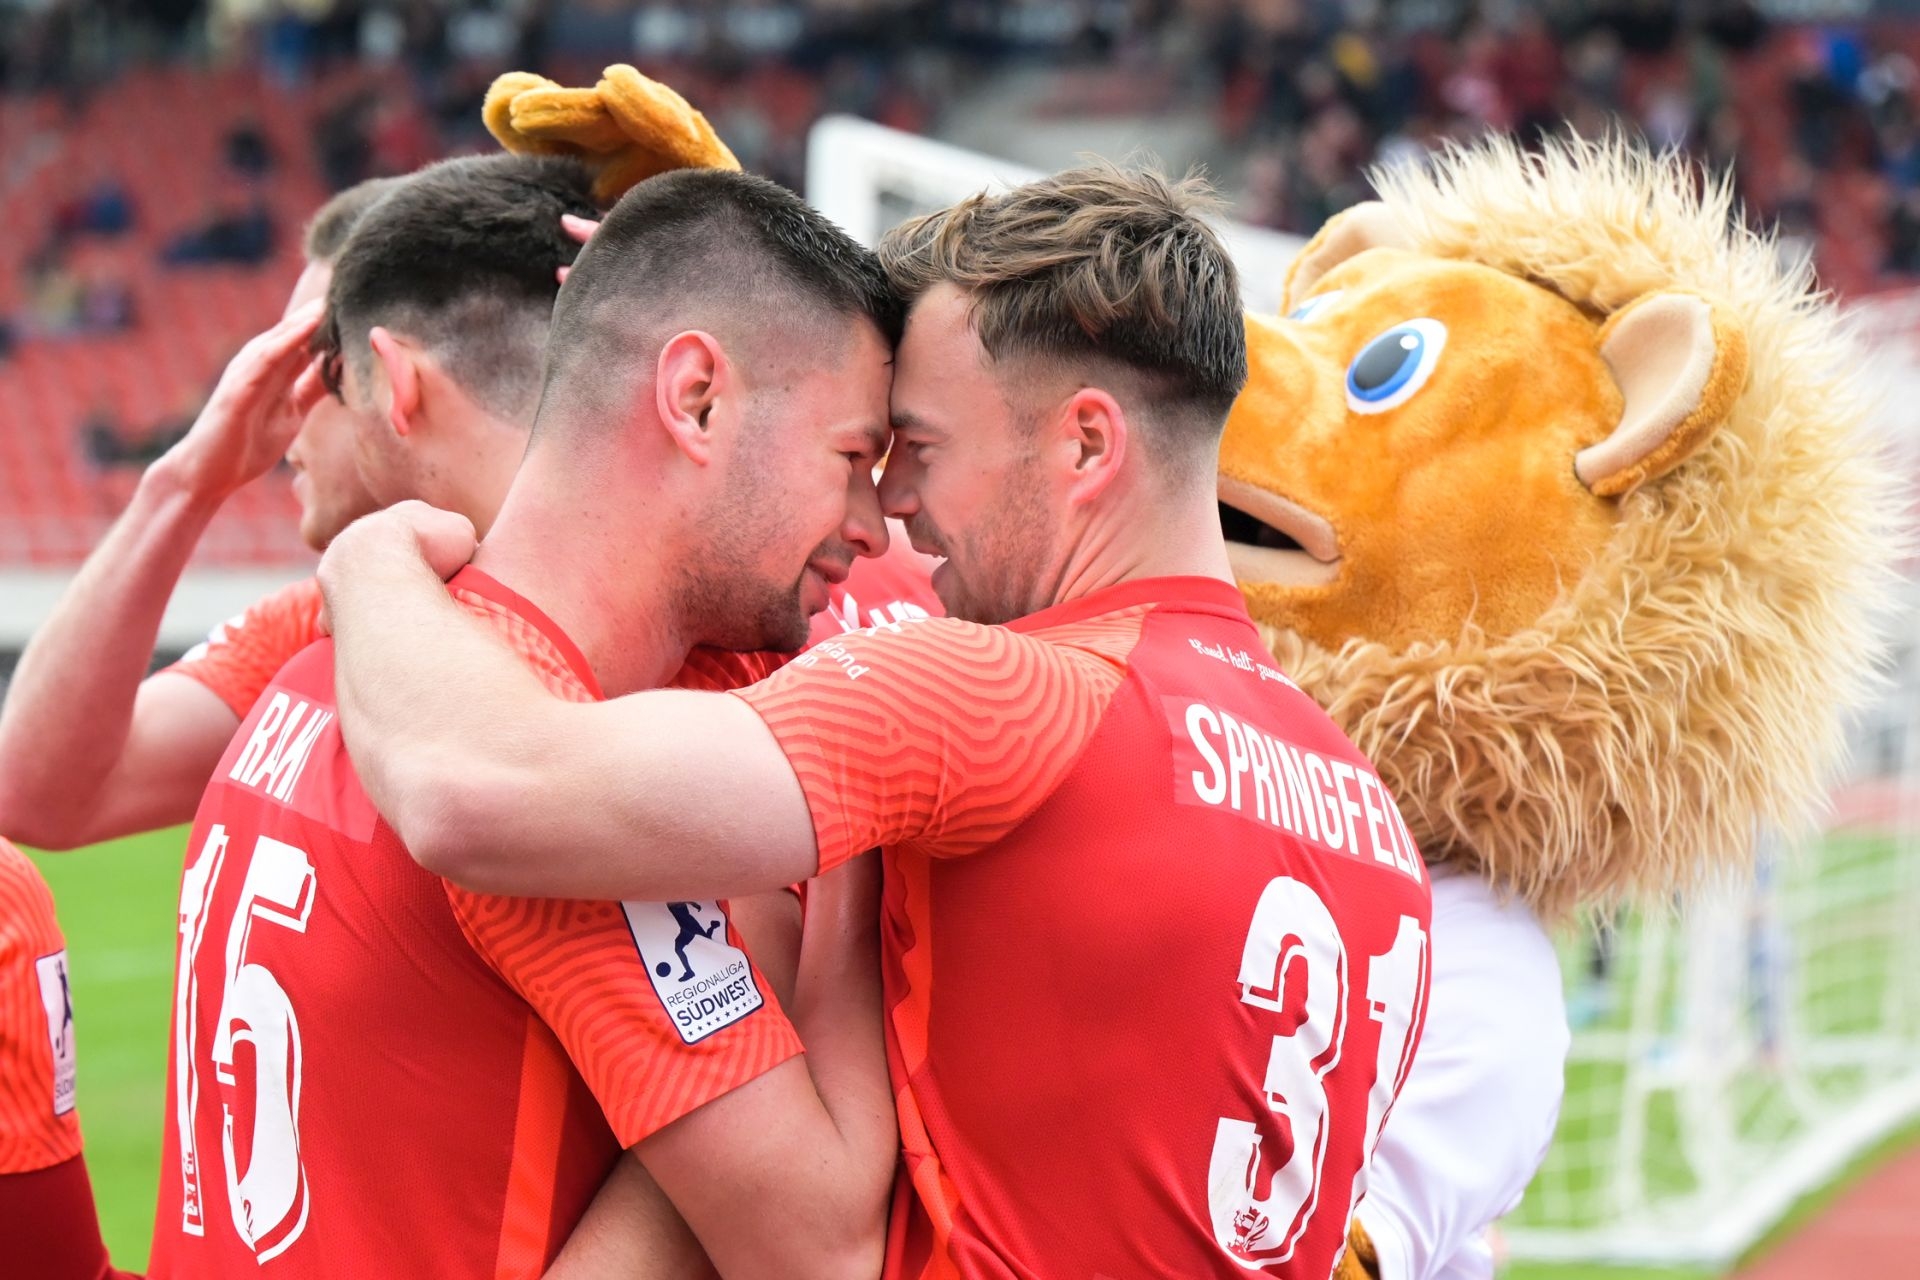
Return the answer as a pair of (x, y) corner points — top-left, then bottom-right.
(301, 176), (403, 262)
(537, 168), (902, 435)
(318, 154), (597, 423)
(879, 160), (1247, 450)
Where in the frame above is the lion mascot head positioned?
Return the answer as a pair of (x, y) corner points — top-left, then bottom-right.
(1220, 135), (1906, 919)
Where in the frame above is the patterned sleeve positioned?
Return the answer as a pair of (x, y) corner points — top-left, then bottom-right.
(445, 886), (803, 1148)
(731, 618), (1127, 873)
(166, 577), (327, 718)
(0, 844), (82, 1174)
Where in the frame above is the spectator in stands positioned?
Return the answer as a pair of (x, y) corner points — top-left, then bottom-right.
(54, 177), (135, 238)
(224, 118), (275, 177)
(161, 196), (275, 268)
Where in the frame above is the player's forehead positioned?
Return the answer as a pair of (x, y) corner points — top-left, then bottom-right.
(891, 291), (1011, 442)
(778, 319), (893, 435)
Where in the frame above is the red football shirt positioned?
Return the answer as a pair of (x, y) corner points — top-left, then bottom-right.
(737, 577), (1433, 1278)
(171, 544), (939, 721)
(149, 568), (802, 1277)
(0, 839), (80, 1176)
(1, 840), (122, 1280)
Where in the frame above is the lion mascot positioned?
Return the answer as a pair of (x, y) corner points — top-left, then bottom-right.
(1219, 136), (1906, 1280)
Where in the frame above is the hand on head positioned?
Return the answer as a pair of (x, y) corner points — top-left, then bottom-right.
(556, 214), (600, 283)
(162, 298), (329, 502)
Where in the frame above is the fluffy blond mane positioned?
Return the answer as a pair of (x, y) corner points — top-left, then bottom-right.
(1259, 135), (1907, 920)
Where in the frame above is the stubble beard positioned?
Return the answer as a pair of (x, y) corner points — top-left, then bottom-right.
(933, 473), (1057, 627)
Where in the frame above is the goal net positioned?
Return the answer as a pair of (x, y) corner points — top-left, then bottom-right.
(808, 114), (1920, 1267)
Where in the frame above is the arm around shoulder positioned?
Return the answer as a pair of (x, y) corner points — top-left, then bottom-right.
(395, 690), (824, 903)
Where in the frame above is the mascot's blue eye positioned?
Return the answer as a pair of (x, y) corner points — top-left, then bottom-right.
(1345, 319), (1448, 414)
(1287, 290), (1345, 322)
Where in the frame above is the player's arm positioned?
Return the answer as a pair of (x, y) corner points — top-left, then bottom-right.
(320, 504), (820, 899)
(638, 855), (891, 1279)
(641, 852), (887, 1280)
(543, 1157), (718, 1280)
(546, 885), (808, 1278)
(459, 855), (891, 1279)
(0, 303), (323, 849)
(323, 503), (1106, 902)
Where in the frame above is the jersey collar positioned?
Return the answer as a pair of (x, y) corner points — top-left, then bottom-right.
(1007, 575), (1257, 635)
(447, 566), (605, 701)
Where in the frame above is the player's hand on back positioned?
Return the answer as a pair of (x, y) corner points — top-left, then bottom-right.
(159, 298), (327, 503)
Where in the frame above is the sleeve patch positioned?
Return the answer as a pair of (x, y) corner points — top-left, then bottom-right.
(620, 901), (766, 1045)
(33, 951), (76, 1117)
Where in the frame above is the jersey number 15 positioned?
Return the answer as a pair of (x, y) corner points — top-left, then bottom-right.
(174, 823), (318, 1263)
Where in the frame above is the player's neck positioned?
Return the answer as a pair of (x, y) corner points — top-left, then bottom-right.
(410, 410), (526, 540)
(1045, 478), (1235, 608)
(471, 497), (693, 697)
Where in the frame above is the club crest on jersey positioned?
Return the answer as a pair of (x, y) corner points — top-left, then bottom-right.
(622, 901), (765, 1044)
(1231, 1206), (1271, 1256)
(35, 950), (76, 1116)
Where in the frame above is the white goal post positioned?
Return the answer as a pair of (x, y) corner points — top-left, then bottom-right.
(807, 112), (1920, 1267)
(807, 115), (1307, 315)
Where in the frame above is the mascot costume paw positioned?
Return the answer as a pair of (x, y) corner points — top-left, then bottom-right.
(1233, 137), (1906, 1280)
(483, 64), (739, 205)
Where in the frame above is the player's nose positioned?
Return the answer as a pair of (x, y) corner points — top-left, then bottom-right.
(878, 461), (919, 523)
(843, 478), (890, 560)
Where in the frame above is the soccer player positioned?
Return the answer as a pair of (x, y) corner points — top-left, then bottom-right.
(0, 177), (398, 851)
(0, 839), (126, 1280)
(316, 163), (1435, 1277)
(149, 168), (904, 1277)
(0, 166), (937, 856)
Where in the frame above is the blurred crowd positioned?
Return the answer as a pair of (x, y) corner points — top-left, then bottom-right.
(4, 0), (1920, 318)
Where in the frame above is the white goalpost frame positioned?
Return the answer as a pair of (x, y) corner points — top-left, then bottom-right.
(806, 115), (1307, 315)
(806, 113), (1920, 1268)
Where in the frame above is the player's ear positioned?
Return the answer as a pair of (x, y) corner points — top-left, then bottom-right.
(1056, 386), (1128, 506)
(368, 327), (421, 438)
(653, 330), (726, 465)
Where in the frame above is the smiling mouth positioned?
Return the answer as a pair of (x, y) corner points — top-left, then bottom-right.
(1217, 477), (1341, 588)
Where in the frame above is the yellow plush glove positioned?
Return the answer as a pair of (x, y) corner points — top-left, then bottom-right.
(483, 64), (740, 206)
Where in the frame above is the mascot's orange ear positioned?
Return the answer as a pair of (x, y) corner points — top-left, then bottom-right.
(1281, 202), (1410, 313)
(1575, 292), (1749, 498)
(483, 64), (740, 206)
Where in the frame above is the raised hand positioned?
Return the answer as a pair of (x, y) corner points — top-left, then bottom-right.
(161, 298), (327, 504)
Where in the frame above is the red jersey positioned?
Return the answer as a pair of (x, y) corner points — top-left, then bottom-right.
(0, 840), (80, 1175)
(149, 568), (801, 1277)
(1, 841), (123, 1280)
(172, 544), (939, 721)
(737, 577), (1433, 1278)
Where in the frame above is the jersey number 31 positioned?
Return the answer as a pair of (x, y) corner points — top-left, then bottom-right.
(1208, 876), (1427, 1269)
